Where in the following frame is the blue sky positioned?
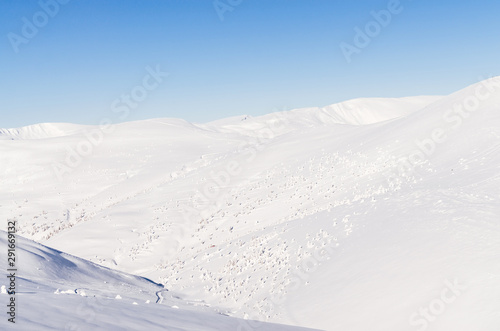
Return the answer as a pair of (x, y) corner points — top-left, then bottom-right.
(1, 0), (499, 128)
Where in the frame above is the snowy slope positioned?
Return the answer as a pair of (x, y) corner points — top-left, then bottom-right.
(0, 232), (317, 331)
(198, 96), (442, 136)
(0, 123), (90, 140)
(1, 78), (500, 330)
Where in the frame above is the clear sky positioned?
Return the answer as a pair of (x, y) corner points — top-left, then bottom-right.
(1, 0), (500, 128)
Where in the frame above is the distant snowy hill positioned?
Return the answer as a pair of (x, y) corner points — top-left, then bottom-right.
(1, 78), (499, 330)
(199, 96), (442, 136)
(0, 123), (90, 140)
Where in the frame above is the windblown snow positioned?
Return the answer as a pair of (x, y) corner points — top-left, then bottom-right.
(1, 78), (500, 330)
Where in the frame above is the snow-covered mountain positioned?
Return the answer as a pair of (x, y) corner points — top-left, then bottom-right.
(1, 77), (500, 330)
(0, 232), (318, 330)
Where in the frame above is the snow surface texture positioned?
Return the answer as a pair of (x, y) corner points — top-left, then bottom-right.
(0, 233), (317, 330)
(1, 78), (500, 330)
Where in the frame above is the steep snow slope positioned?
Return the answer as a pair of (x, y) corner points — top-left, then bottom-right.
(0, 232), (317, 331)
(1, 79), (499, 330)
